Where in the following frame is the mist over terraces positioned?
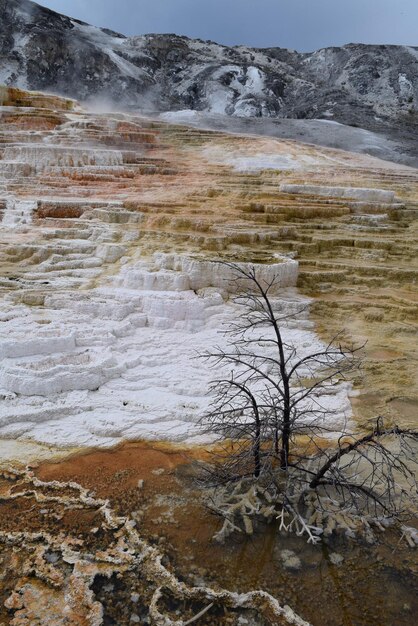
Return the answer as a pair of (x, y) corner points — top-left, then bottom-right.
(1, 0), (418, 166)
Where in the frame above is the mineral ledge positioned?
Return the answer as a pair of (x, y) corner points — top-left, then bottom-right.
(0, 86), (417, 463)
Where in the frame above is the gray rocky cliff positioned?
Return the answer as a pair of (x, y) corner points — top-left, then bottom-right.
(1, 0), (417, 161)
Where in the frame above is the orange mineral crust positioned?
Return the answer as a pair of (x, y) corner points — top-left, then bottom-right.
(0, 442), (415, 626)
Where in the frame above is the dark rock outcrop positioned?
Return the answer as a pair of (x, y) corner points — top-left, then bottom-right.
(1, 0), (417, 141)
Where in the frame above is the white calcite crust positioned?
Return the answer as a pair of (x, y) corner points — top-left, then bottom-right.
(3, 145), (124, 171)
(279, 184), (397, 203)
(1, 199), (37, 228)
(0, 250), (352, 450)
(116, 253), (299, 293)
(0, 96), (370, 460)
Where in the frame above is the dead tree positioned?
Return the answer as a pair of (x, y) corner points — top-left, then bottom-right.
(200, 262), (360, 478)
(307, 417), (418, 518)
(199, 263), (418, 542)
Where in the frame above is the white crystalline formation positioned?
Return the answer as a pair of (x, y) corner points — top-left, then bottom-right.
(1, 199), (37, 228)
(0, 242), (352, 450)
(0, 113), (354, 455)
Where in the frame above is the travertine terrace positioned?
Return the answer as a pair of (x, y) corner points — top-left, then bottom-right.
(0, 86), (417, 461)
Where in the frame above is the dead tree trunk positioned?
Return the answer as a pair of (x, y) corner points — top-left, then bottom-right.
(200, 262), (361, 482)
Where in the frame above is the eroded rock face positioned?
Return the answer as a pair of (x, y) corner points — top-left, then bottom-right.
(0, 86), (417, 461)
(1, 0), (418, 140)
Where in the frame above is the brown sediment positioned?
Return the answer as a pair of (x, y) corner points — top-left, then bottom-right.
(0, 112), (64, 130)
(0, 440), (416, 624)
(36, 440), (210, 499)
(0, 85), (76, 111)
(31, 442), (417, 626)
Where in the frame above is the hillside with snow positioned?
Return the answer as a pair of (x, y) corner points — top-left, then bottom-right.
(1, 0), (418, 165)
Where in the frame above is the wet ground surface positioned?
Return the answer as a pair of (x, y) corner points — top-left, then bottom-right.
(1, 441), (408, 626)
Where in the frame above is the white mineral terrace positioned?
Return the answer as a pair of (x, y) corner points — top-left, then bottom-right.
(1, 198), (36, 228)
(3, 144), (124, 172)
(0, 185), (351, 455)
(8, 91), (415, 460)
(279, 183), (397, 203)
(0, 230), (352, 452)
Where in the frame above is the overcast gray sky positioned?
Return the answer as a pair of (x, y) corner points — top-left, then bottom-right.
(34, 0), (417, 52)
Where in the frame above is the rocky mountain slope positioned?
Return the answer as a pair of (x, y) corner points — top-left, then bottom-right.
(1, 0), (418, 143)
